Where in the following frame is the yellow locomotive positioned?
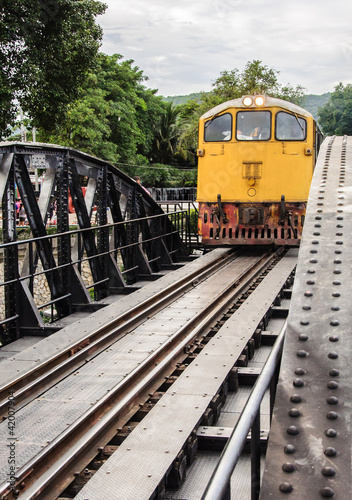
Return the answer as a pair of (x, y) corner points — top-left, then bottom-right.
(196, 95), (322, 245)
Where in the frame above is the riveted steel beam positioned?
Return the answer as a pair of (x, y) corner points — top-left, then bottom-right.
(260, 136), (352, 499)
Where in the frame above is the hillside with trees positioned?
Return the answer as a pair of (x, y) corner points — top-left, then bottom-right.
(318, 84), (352, 135)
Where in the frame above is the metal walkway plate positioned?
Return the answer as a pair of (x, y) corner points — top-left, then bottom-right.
(0, 249), (231, 389)
(260, 136), (352, 499)
(76, 250), (297, 500)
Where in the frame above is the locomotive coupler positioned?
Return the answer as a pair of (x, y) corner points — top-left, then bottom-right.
(279, 195), (286, 225)
(217, 194), (229, 223)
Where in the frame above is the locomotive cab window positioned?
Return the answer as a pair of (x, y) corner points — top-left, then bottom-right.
(276, 111), (307, 141)
(236, 111), (271, 141)
(204, 113), (232, 142)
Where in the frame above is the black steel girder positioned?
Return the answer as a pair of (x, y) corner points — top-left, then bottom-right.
(0, 142), (188, 343)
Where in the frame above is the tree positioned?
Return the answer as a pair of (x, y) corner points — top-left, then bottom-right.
(39, 53), (166, 164)
(151, 102), (183, 164)
(178, 60), (306, 157)
(212, 60), (305, 104)
(318, 83), (352, 135)
(0, 0), (106, 136)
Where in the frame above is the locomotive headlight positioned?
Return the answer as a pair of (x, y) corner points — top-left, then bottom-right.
(243, 96), (253, 107)
(254, 95), (265, 106)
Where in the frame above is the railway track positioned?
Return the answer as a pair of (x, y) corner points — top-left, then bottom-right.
(0, 245), (297, 500)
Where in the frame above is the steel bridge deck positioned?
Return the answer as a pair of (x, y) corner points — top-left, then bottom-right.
(75, 250), (297, 500)
(0, 249), (229, 389)
(260, 136), (352, 499)
(0, 248), (260, 487)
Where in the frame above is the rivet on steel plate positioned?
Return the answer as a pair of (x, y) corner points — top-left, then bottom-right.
(290, 394), (302, 403)
(299, 334), (309, 341)
(289, 409), (301, 418)
(328, 352), (338, 359)
(293, 379), (304, 387)
(326, 411), (338, 420)
(330, 320), (340, 327)
(319, 487), (335, 498)
(322, 467), (336, 477)
(284, 444), (296, 454)
(327, 381), (338, 389)
(329, 336), (339, 342)
(325, 429), (338, 438)
(282, 463), (295, 473)
(279, 482), (293, 493)
(287, 426), (299, 435)
(294, 368), (306, 375)
(329, 369), (339, 377)
(297, 350), (308, 358)
(327, 396), (339, 405)
(324, 446), (337, 457)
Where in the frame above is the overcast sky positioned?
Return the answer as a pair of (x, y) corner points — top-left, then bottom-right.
(98, 0), (352, 97)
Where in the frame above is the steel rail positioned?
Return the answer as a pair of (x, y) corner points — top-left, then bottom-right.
(0, 248), (241, 416)
(0, 248), (283, 499)
(202, 321), (286, 500)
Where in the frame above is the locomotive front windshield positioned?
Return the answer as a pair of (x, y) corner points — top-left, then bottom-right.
(204, 113), (232, 141)
(276, 111), (307, 141)
(236, 111), (271, 141)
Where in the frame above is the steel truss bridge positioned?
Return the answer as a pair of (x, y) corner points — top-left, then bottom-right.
(0, 137), (351, 499)
(0, 142), (189, 345)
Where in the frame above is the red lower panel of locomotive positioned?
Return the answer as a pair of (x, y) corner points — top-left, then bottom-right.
(198, 201), (306, 246)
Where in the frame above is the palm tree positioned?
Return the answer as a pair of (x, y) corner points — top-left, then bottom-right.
(152, 102), (181, 164)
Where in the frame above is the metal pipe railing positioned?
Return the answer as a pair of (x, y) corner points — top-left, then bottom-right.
(202, 322), (286, 500)
(0, 210), (191, 334)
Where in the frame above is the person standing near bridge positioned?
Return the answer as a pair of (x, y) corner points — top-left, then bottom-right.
(18, 203), (26, 226)
(134, 175), (150, 194)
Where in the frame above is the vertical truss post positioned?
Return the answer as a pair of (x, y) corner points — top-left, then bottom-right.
(14, 154), (69, 318)
(108, 175), (152, 283)
(2, 161), (20, 343)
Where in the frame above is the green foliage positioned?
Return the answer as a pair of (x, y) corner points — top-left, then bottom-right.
(318, 83), (352, 135)
(0, 0), (107, 137)
(162, 93), (203, 105)
(301, 93), (331, 122)
(177, 60), (306, 157)
(38, 53), (165, 163)
(151, 102), (182, 164)
(130, 164), (197, 188)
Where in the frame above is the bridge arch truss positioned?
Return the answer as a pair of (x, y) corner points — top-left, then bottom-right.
(0, 142), (188, 344)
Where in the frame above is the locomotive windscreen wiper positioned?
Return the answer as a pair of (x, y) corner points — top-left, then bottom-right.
(204, 113), (219, 127)
(294, 113), (304, 131)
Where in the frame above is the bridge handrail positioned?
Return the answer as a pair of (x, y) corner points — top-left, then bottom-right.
(202, 321), (286, 500)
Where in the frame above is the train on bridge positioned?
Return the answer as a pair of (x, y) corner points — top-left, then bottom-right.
(197, 95), (323, 246)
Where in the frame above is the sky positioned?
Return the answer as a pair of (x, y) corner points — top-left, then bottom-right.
(98, 0), (352, 97)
